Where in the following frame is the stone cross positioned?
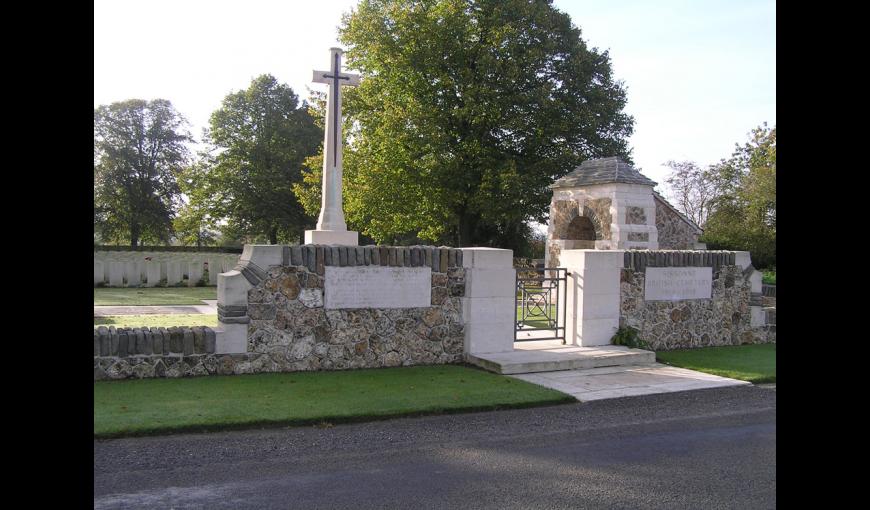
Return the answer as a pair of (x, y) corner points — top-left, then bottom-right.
(311, 47), (360, 232)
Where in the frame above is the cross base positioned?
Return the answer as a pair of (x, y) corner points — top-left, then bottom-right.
(304, 229), (359, 246)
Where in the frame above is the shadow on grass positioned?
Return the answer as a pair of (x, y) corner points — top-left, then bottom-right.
(94, 364), (578, 440)
(93, 396), (577, 440)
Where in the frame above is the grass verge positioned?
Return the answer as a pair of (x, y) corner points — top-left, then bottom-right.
(94, 314), (218, 328)
(656, 344), (776, 384)
(94, 365), (575, 439)
(95, 286), (217, 306)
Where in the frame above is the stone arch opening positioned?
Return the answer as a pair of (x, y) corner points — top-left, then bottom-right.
(566, 216), (596, 241)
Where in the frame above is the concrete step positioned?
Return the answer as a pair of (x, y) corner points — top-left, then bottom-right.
(466, 344), (656, 375)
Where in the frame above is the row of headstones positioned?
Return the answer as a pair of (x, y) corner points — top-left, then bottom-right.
(94, 251), (239, 267)
(94, 252), (240, 287)
(94, 259), (235, 287)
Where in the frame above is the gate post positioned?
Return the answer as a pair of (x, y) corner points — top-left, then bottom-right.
(561, 249), (623, 346)
(460, 247), (515, 355)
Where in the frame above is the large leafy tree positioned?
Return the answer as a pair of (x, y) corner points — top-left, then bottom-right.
(702, 124), (776, 268)
(94, 99), (192, 247)
(193, 75), (322, 244)
(296, 0), (634, 250)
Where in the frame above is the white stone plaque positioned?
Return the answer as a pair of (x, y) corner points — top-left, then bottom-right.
(324, 266), (432, 309)
(644, 267), (712, 301)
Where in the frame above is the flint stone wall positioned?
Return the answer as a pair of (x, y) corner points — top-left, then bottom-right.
(619, 251), (774, 349)
(93, 326), (217, 380)
(243, 259), (465, 373)
(95, 245), (468, 380)
(654, 196), (699, 250)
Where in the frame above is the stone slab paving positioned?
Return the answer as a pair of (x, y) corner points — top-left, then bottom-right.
(93, 304), (216, 316)
(510, 362), (750, 402)
(467, 342), (655, 374)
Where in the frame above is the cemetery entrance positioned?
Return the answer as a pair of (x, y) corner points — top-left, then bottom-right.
(515, 267), (567, 343)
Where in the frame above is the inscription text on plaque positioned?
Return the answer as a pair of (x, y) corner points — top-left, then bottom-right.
(644, 267), (712, 301)
(324, 266), (432, 309)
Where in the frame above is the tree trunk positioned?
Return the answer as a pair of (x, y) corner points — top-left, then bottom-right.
(130, 222), (140, 249)
(269, 227), (278, 245)
(458, 212), (476, 248)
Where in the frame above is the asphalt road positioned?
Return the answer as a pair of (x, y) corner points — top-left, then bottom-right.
(94, 385), (775, 509)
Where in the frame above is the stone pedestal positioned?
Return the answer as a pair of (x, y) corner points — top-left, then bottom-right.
(304, 229), (359, 246)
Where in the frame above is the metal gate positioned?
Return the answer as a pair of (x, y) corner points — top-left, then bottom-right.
(515, 267), (567, 343)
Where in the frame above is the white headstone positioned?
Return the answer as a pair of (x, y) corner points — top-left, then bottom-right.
(166, 262), (183, 286)
(207, 258), (219, 285)
(187, 262), (203, 287)
(136, 261), (146, 283)
(108, 262), (124, 287)
(146, 261), (161, 287)
(124, 261), (139, 287)
(94, 261), (104, 285)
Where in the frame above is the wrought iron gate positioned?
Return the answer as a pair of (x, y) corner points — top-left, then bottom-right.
(515, 267), (567, 343)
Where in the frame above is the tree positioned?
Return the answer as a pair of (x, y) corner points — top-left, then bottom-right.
(702, 124), (776, 268)
(295, 0), (634, 249)
(662, 160), (715, 227)
(192, 75), (323, 244)
(173, 162), (218, 248)
(94, 99), (192, 247)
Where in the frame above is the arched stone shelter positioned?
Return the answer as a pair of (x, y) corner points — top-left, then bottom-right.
(545, 157), (702, 268)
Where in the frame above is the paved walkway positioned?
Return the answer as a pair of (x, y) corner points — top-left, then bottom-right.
(93, 302), (216, 316)
(511, 362), (749, 402)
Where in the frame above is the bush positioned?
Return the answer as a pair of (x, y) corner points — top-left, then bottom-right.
(611, 326), (650, 350)
(196, 270), (209, 287)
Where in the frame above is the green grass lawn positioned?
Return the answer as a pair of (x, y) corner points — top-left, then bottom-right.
(516, 304), (558, 329)
(94, 365), (574, 438)
(656, 344), (776, 384)
(94, 286), (217, 305)
(94, 314), (218, 328)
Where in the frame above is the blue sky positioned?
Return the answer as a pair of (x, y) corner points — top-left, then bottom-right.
(94, 0), (775, 190)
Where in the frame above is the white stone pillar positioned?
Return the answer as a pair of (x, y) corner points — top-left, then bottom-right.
(460, 247), (515, 355)
(561, 249), (623, 346)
